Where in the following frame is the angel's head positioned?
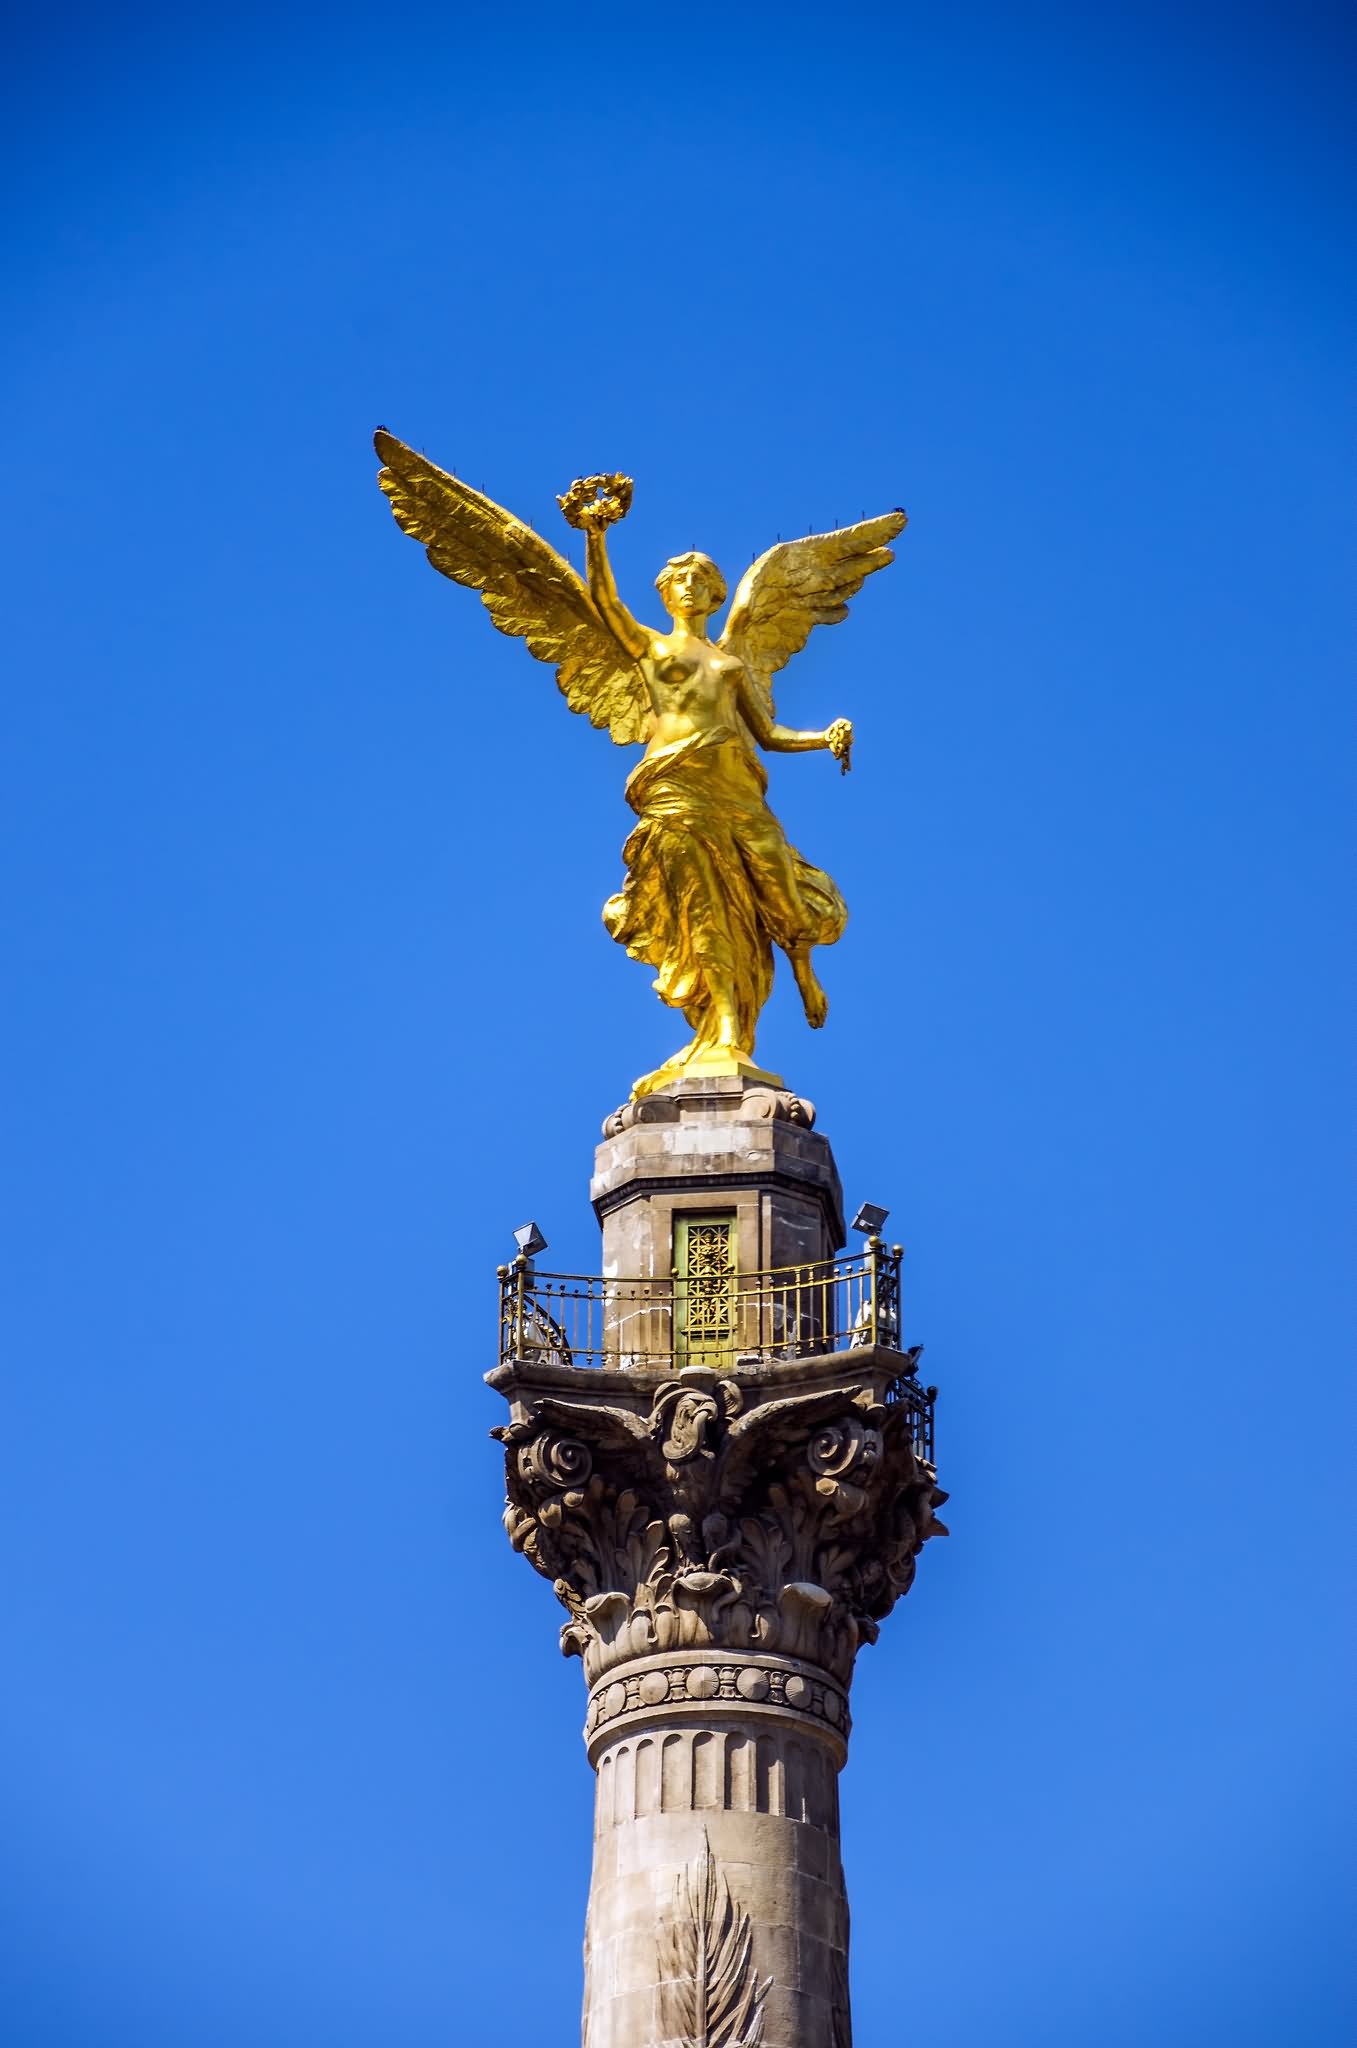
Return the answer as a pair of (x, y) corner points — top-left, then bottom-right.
(656, 551), (727, 628)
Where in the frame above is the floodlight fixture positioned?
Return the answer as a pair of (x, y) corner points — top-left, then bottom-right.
(513, 1221), (548, 1258)
(850, 1202), (890, 1237)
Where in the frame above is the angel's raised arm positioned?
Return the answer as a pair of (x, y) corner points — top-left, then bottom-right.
(584, 526), (651, 662)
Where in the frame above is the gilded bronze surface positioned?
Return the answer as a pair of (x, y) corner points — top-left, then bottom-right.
(374, 431), (905, 1097)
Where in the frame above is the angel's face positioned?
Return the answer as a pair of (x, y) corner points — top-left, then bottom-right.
(662, 559), (718, 623)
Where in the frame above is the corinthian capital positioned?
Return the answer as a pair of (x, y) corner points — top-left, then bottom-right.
(490, 1355), (946, 1694)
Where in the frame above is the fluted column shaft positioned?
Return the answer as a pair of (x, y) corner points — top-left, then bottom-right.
(584, 1653), (849, 2046)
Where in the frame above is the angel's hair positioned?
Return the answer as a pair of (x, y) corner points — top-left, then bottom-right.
(656, 551), (727, 611)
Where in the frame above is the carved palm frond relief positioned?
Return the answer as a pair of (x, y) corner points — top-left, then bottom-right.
(661, 1835), (770, 2047)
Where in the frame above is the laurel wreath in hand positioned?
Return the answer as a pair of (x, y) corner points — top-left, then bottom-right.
(826, 717), (854, 774)
(557, 473), (634, 532)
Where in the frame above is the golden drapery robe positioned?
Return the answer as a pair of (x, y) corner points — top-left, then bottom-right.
(603, 726), (847, 1066)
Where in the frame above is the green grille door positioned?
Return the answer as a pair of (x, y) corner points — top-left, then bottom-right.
(673, 1215), (737, 1369)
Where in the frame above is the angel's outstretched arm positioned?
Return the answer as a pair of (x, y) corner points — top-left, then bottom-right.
(735, 667), (848, 757)
(585, 529), (651, 662)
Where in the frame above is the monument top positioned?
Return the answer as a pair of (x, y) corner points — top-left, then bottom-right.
(374, 428), (940, 2048)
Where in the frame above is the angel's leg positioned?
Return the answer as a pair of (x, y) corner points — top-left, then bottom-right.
(714, 998), (743, 1050)
(788, 943), (829, 1030)
(732, 816), (829, 1027)
(698, 969), (744, 1053)
(737, 821), (814, 952)
(663, 838), (751, 1056)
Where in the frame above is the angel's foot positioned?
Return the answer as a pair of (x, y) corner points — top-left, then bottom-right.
(791, 947), (829, 1029)
(715, 1012), (743, 1052)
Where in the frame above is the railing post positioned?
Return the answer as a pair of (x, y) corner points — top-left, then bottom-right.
(887, 1241), (903, 1351)
(512, 1250), (531, 1361)
(866, 1234), (882, 1349)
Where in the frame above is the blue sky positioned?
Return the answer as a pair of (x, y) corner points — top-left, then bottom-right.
(3, 4), (1354, 2044)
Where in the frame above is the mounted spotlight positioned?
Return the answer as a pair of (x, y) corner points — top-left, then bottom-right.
(850, 1202), (890, 1237)
(513, 1221), (548, 1258)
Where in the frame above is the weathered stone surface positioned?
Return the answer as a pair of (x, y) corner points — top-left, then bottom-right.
(490, 1349), (943, 2045)
(586, 1734), (846, 2048)
(489, 1082), (945, 2047)
(593, 1074), (845, 1283)
(490, 1356), (944, 1692)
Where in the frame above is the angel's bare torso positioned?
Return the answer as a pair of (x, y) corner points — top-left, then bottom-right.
(645, 632), (753, 756)
(585, 538), (844, 775)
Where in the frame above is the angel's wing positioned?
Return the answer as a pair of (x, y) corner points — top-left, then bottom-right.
(374, 430), (650, 745)
(719, 511), (907, 716)
(529, 1396), (653, 1451)
(717, 1387), (870, 1503)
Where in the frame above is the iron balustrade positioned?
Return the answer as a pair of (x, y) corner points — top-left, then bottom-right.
(495, 1239), (936, 1465)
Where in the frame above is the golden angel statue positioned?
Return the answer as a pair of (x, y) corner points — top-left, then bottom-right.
(374, 431), (906, 1098)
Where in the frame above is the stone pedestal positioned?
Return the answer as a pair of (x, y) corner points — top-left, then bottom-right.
(487, 1081), (946, 2047)
(595, 1076), (845, 1282)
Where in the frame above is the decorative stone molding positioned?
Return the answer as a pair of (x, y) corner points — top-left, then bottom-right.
(493, 1363), (947, 1695)
(603, 1086), (816, 1137)
(586, 1650), (851, 1754)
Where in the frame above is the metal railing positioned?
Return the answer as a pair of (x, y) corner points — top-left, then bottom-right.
(495, 1238), (936, 1462)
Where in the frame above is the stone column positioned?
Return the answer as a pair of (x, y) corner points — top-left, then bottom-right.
(488, 1082), (946, 2048)
(585, 1654), (849, 2047)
